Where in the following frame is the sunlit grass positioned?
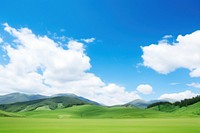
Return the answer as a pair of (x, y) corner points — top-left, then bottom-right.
(0, 117), (200, 133)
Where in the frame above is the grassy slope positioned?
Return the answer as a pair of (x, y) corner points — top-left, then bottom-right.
(0, 96), (95, 112)
(1, 101), (200, 119)
(1, 104), (200, 133)
(148, 103), (178, 112)
(19, 105), (174, 118)
(0, 110), (22, 117)
(0, 117), (200, 133)
(148, 101), (200, 118)
(173, 102), (200, 116)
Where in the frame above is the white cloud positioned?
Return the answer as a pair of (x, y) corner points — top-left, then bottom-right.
(142, 30), (200, 77)
(81, 38), (95, 43)
(163, 35), (172, 39)
(190, 68), (200, 77)
(0, 37), (3, 43)
(159, 90), (199, 101)
(0, 23), (140, 106)
(136, 84), (153, 94)
(95, 84), (140, 105)
(52, 33), (68, 42)
(187, 82), (200, 88)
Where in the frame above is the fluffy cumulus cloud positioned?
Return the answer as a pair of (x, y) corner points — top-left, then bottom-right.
(142, 30), (200, 77)
(136, 84), (153, 94)
(0, 23), (140, 105)
(159, 90), (199, 101)
(187, 82), (200, 89)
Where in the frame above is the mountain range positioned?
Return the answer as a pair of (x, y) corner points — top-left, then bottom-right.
(0, 93), (47, 104)
(0, 93), (175, 108)
(0, 93), (99, 112)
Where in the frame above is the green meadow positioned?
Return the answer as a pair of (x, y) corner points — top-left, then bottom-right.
(1, 104), (200, 133)
(18, 105), (174, 118)
(0, 117), (200, 133)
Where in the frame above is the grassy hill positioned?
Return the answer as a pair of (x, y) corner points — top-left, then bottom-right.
(18, 105), (174, 119)
(0, 94), (200, 119)
(0, 103), (200, 119)
(148, 102), (178, 112)
(0, 96), (98, 112)
(0, 110), (22, 117)
(173, 102), (200, 116)
(148, 101), (200, 117)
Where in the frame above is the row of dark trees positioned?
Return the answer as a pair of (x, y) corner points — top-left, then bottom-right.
(174, 95), (200, 107)
(147, 95), (200, 108)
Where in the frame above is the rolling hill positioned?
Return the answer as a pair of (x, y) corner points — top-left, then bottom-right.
(0, 96), (99, 112)
(19, 102), (200, 119)
(148, 102), (179, 112)
(0, 93), (200, 119)
(147, 99), (200, 117)
(0, 110), (22, 117)
(18, 105), (173, 118)
(173, 102), (200, 116)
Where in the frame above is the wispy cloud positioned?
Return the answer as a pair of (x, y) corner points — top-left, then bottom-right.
(187, 82), (200, 88)
(81, 38), (95, 43)
(163, 35), (172, 39)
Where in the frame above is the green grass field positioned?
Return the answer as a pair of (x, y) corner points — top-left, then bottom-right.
(18, 105), (175, 118)
(17, 104), (200, 118)
(1, 104), (200, 133)
(0, 117), (200, 133)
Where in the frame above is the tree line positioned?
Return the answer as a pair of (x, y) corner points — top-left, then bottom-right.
(147, 95), (200, 108)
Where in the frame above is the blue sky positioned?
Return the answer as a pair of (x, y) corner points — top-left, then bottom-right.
(0, 0), (200, 104)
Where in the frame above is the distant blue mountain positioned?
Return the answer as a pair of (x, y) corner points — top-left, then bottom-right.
(124, 99), (174, 108)
(0, 92), (99, 105)
(0, 93), (47, 104)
